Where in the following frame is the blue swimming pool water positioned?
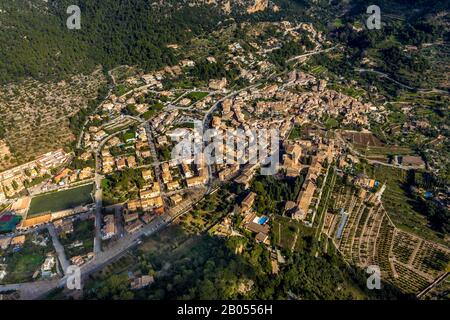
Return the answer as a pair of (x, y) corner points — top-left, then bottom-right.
(258, 217), (268, 225)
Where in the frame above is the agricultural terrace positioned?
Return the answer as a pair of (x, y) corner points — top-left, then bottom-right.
(27, 184), (94, 217)
(103, 117), (138, 134)
(364, 164), (446, 244)
(341, 130), (412, 160)
(322, 181), (450, 294)
(313, 166), (336, 233)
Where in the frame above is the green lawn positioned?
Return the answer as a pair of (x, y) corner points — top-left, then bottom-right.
(28, 184), (93, 216)
(186, 91), (209, 101)
(123, 131), (136, 142)
(174, 122), (195, 129)
(288, 125), (302, 140)
(333, 18), (344, 27)
(325, 118), (340, 129)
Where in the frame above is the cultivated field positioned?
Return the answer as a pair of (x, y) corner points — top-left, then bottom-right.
(342, 130), (412, 156)
(323, 183), (450, 295)
(342, 131), (384, 147)
(365, 165), (446, 244)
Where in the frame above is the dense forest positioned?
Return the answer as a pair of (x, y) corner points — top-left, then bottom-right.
(0, 0), (312, 84)
(84, 234), (410, 300)
(0, 0), (225, 83)
(1, 0), (447, 86)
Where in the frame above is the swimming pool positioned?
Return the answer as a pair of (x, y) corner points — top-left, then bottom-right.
(258, 216), (269, 225)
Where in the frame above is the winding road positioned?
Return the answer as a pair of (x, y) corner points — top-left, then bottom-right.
(355, 68), (449, 95)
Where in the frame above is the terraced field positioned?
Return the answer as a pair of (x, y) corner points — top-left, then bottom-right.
(324, 183), (450, 295)
(0, 69), (106, 170)
(366, 165), (446, 245)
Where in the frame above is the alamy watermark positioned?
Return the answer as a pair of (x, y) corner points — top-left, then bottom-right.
(170, 121), (279, 175)
(64, 5), (381, 33)
(366, 265), (381, 290)
(66, 265), (82, 290)
(366, 5), (381, 30)
(66, 5), (81, 30)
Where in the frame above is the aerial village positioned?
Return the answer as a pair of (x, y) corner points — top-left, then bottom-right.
(0, 20), (448, 298)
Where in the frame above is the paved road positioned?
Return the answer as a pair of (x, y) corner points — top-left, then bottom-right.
(76, 88), (114, 149)
(0, 215), (165, 299)
(355, 68), (449, 95)
(167, 90), (216, 111)
(79, 215), (166, 278)
(1, 47), (343, 297)
(202, 83), (262, 192)
(0, 279), (60, 300)
(90, 124), (145, 254)
(93, 173), (103, 254)
(417, 271), (450, 299)
(47, 224), (70, 274)
(286, 45), (338, 62)
(93, 151), (103, 255)
(28, 179), (95, 198)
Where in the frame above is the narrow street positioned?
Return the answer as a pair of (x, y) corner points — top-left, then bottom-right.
(47, 224), (70, 275)
(114, 206), (124, 237)
(93, 153), (103, 255)
(144, 122), (169, 211)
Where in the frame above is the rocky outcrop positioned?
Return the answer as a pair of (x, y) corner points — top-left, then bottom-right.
(222, 1), (231, 14)
(246, 0), (269, 14)
(177, 0), (272, 15)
